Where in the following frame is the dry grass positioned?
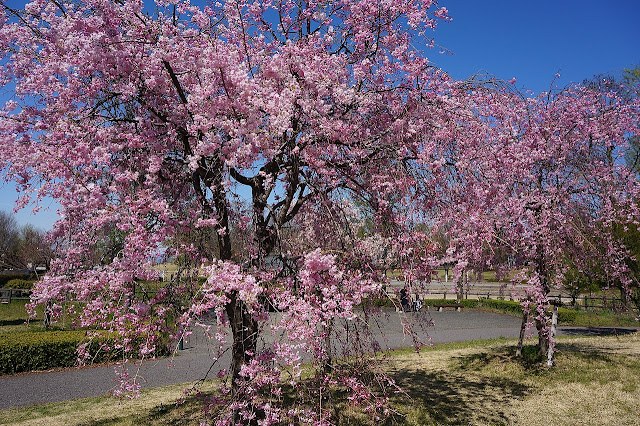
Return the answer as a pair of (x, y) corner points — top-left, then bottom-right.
(386, 333), (640, 425)
(2, 334), (639, 425)
(0, 381), (216, 425)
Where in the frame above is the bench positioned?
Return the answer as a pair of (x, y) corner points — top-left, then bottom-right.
(430, 304), (462, 312)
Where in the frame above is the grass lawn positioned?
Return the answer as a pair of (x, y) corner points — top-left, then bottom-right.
(0, 300), (45, 332)
(0, 300), (68, 333)
(388, 334), (640, 425)
(1, 333), (639, 425)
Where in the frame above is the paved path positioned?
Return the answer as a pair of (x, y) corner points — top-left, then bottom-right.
(1, 309), (637, 410)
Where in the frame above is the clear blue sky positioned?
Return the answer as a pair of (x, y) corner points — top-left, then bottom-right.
(432, 0), (639, 92)
(1, 0), (639, 230)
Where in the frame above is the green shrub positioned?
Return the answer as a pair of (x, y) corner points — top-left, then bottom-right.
(474, 299), (582, 322)
(0, 331), (170, 375)
(0, 273), (36, 287)
(421, 299), (478, 309)
(5, 279), (36, 289)
(1, 331), (96, 374)
(361, 297), (395, 308)
(556, 307), (578, 323)
(478, 299), (523, 315)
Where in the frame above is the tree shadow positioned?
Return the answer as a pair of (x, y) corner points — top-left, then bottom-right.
(381, 341), (625, 425)
(384, 365), (530, 424)
(72, 340), (640, 425)
(560, 327), (638, 337)
(555, 342), (619, 361)
(454, 344), (546, 373)
(0, 319), (29, 326)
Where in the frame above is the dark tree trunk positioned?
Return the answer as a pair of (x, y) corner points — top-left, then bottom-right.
(225, 291), (259, 388)
(516, 309), (528, 357)
(323, 320), (334, 374)
(535, 245), (550, 358)
(204, 158), (259, 394)
(535, 318), (549, 357)
(43, 300), (53, 329)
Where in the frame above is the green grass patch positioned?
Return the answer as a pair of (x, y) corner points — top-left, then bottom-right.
(0, 380), (217, 426)
(0, 300), (44, 327)
(466, 298), (639, 327)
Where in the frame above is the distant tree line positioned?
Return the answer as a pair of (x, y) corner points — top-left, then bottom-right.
(0, 211), (52, 274)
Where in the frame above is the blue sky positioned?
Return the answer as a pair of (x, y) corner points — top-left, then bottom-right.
(1, 0), (639, 230)
(432, 0), (639, 92)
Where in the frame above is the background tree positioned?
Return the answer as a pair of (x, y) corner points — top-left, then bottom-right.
(16, 224), (52, 272)
(0, 211), (20, 270)
(567, 68), (640, 312)
(427, 76), (640, 359)
(0, 211), (52, 273)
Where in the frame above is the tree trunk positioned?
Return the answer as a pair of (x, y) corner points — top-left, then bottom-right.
(534, 240), (550, 358)
(546, 305), (558, 367)
(225, 291), (259, 389)
(516, 310), (528, 357)
(456, 270), (465, 300)
(43, 300), (52, 329)
(535, 318), (549, 357)
(206, 164), (259, 396)
(323, 320), (334, 374)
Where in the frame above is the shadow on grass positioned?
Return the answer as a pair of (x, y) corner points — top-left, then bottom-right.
(560, 327), (639, 336)
(64, 341), (640, 425)
(385, 341), (634, 425)
(0, 319), (29, 326)
(387, 346), (543, 424)
(73, 397), (208, 426)
(385, 369), (529, 424)
(449, 344), (546, 377)
(139, 400), (206, 426)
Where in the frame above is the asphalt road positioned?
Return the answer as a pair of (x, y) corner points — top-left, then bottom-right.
(1, 308), (636, 410)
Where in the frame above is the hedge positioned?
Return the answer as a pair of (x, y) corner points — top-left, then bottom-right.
(0, 273), (36, 287)
(5, 279), (36, 289)
(0, 331), (169, 375)
(477, 299), (524, 316)
(0, 331), (108, 374)
(418, 298), (478, 309)
(556, 307), (578, 323)
(420, 298), (582, 321)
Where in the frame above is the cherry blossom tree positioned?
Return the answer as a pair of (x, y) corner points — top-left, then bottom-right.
(429, 75), (640, 359)
(0, 0), (452, 422)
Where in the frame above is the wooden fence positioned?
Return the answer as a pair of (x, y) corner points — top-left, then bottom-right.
(395, 289), (629, 311)
(1, 287), (629, 312)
